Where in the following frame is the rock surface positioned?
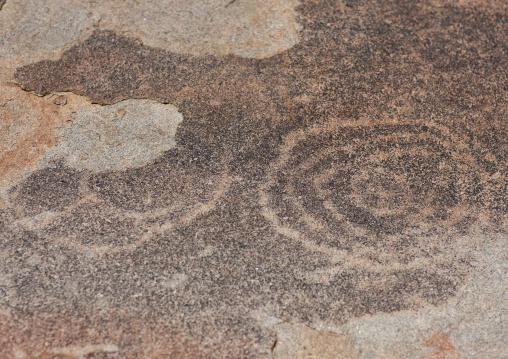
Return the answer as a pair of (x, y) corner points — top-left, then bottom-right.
(1, 0), (507, 358)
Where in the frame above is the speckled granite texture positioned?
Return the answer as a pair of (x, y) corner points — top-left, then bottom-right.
(1, 0), (507, 358)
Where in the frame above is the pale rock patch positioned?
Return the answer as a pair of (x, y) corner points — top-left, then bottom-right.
(0, 0), (301, 63)
(339, 233), (508, 359)
(100, 0), (302, 58)
(255, 313), (358, 359)
(0, 91), (183, 207)
(38, 99), (183, 172)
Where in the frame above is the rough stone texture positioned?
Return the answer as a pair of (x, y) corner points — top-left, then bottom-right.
(0, 0), (300, 62)
(0, 0), (300, 204)
(98, 0), (301, 58)
(38, 99), (183, 172)
(1, 0), (508, 358)
(0, 0), (99, 64)
(340, 233), (508, 358)
(0, 92), (182, 207)
(256, 315), (358, 359)
(0, 89), (88, 208)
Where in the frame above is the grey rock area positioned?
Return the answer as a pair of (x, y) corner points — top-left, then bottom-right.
(1, 0), (508, 358)
(0, 0), (300, 62)
(39, 99), (183, 172)
(341, 234), (508, 358)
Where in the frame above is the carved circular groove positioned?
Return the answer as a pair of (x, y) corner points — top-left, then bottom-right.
(260, 121), (491, 275)
(13, 172), (233, 254)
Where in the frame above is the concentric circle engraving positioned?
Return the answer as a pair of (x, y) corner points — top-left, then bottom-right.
(11, 161), (233, 254)
(260, 121), (491, 275)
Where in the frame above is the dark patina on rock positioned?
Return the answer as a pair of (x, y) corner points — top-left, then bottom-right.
(2, 0), (508, 357)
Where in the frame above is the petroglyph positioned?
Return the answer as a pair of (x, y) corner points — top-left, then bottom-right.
(10, 169), (233, 254)
(260, 120), (498, 280)
(12, 0), (508, 323)
(2, 0), (508, 357)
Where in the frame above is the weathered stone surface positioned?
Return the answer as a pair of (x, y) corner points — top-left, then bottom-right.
(0, 0), (300, 203)
(37, 99), (183, 172)
(0, 0), (98, 64)
(256, 314), (358, 359)
(0, 89), (88, 208)
(1, 0), (508, 358)
(0, 0), (299, 62)
(0, 91), (182, 207)
(98, 0), (301, 58)
(340, 234), (508, 358)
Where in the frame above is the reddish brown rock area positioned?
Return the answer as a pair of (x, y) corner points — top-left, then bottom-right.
(2, 0), (508, 357)
(0, 91), (89, 204)
(424, 332), (460, 359)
